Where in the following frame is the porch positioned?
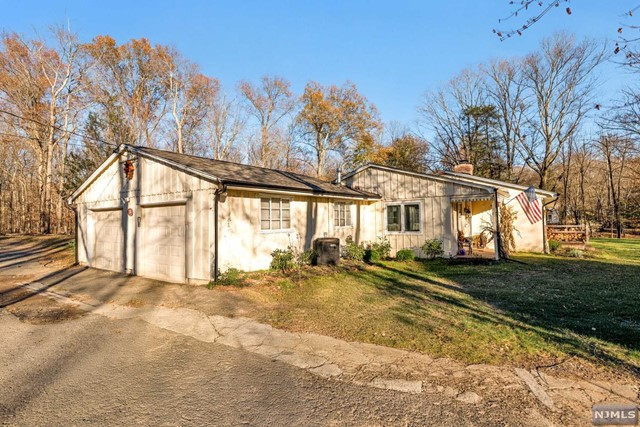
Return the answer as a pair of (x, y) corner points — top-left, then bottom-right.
(451, 195), (499, 260)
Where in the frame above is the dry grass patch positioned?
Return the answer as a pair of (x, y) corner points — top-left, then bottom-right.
(213, 239), (640, 382)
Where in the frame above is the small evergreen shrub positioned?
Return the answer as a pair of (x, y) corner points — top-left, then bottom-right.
(208, 266), (245, 288)
(369, 237), (392, 260)
(421, 239), (444, 259)
(396, 249), (415, 261)
(344, 236), (365, 262)
(548, 239), (561, 253)
(270, 247), (296, 273)
(364, 248), (381, 263)
(297, 248), (317, 266)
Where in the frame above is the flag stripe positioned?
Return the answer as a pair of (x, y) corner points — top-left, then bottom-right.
(515, 191), (542, 224)
(519, 194), (540, 222)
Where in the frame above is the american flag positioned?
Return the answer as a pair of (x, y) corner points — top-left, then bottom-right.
(515, 186), (542, 224)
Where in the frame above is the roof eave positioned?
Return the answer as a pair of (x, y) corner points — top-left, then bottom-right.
(127, 145), (223, 185)
(342, 163), (497, 193)
(443, 171), (558, 198)
(224, 183), (380, 200)
(67, 144), (126, 204)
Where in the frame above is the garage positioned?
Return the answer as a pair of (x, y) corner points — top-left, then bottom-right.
(92, 209), (124, 272)
(139, 204), (186, 283)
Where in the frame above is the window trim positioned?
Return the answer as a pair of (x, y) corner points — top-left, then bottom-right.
(384, 201), (423, 234)
(333, 201), (354, 228)
(260, 196), (293, 233)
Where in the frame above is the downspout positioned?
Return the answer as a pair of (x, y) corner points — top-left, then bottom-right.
(213, 183), (226, 284)
(214, 189), (219, 283)
(65, 196), (79, 265)
(494, 189), (501, 260)
(73, 205), (78, 265)
(542, 196), (559, 254)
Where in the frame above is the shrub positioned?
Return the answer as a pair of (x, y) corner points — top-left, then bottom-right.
(369, 237), (392, 260)
(297, 248), (317, 266)
(344, 236), (365, 262)
(208, 266), (245, 288)
(548, 239), (561, 253)
(396, 249), (415, 261)
(421, 239), (444, 259)
(364, 248), (381, 263)
(566, 249), (583, 258)
(270, 247), (296, 273)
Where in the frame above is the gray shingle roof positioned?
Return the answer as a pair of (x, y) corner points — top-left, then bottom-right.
(131, 146), (379, 199)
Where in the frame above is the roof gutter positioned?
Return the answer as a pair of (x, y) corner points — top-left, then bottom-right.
(223, 184), (379, 200)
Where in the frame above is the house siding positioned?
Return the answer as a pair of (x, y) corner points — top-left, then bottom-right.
(74, 153), (216, 282)
(345, 167), (493, 256)
(218, 190), (373, 271)
(500, 188), (545, 252)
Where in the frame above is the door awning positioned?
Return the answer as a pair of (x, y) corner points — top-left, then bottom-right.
(450, 194), (494, 203)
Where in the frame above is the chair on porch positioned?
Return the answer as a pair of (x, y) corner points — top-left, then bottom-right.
(457, 230), (473, 256)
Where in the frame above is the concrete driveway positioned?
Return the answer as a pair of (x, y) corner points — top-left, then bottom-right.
(1, 236), (635, 426)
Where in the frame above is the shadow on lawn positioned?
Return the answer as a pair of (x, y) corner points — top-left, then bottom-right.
(365, 258), (640, 376)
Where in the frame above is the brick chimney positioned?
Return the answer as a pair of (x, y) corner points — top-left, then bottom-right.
(453, 162), (474, 175)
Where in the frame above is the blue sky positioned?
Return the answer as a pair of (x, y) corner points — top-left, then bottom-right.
(1, 1), (633, 128)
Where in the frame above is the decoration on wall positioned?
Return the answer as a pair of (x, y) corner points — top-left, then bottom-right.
(123, 160), (135, 180)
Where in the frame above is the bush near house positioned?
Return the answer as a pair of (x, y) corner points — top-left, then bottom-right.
(344, 237), (366, 262)
(270, 247), (296, 273)
(548, 239), (561, 253)
(368, 237), (392, 260)
(421, 239), (444, 259)
(208, 266), (245, 288)
(298, 248), (317, 266)
(395, 249), (415, 261)
(364, 248), (381, 263)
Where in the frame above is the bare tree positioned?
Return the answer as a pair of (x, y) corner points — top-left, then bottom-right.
(418, 68), (504, 176)
(597, 134), (635, 237)
(519, 32), (606, 190)
(484, 59), (528, 181)
(207, 92), (246, 162)
(161, 48), (219, 154)
(240, 76), (296, 168)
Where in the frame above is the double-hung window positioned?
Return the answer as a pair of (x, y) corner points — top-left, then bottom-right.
(386, 202), (421, 233)
(334, 202), (352, 227)
(261, 197), (291, 231)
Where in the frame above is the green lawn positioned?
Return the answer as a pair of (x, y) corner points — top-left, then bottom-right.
(238, 238), (640, 377)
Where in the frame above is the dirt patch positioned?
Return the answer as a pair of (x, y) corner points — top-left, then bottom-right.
(2, 287), (85, 325)
(124, 298), (146, 308)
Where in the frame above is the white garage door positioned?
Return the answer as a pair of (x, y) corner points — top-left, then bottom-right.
(141, 204), (186, 283)
(93, 209), (124, 272)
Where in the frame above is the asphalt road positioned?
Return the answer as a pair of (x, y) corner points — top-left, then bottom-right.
(1, 304), (497, 427)
(0, 236), (566, 426)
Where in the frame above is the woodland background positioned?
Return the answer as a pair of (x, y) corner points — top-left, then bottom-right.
(1, 17), (639, 236)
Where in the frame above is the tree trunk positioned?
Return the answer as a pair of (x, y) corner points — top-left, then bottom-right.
(260, 124), (268, 167)
(40, 144), (54, 234)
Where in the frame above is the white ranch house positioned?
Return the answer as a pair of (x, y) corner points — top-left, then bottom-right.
(68, 145), (557, 284)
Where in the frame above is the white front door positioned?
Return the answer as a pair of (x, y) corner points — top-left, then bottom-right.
(92, 209), (124, 272)
(140, 204), (186, 283)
